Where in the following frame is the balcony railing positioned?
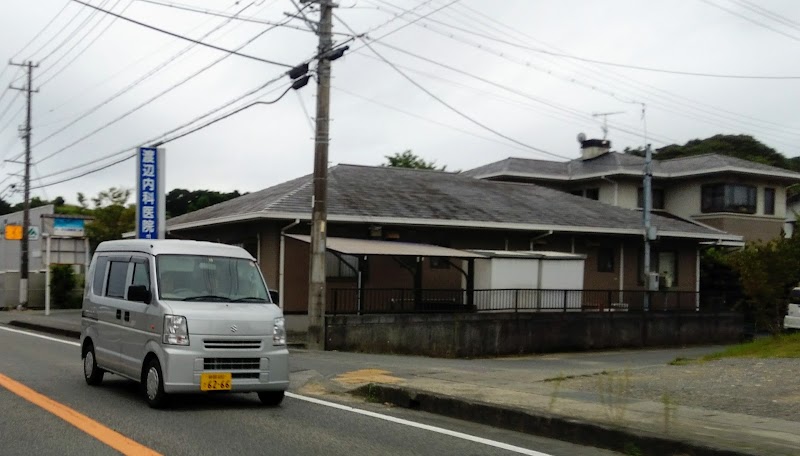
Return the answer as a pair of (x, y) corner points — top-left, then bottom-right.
(328, 288), (736, 315)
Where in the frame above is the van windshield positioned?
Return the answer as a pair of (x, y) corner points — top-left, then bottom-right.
(156, 255), (270, 303)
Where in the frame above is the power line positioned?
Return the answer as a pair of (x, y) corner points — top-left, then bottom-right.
(335, 14), (569, 160)
(375, 0), (800, 80)
(70, 0), (293, 67)
(36, 0), (248, 123)
(448, 1), (800, 136)
(371, 0), (800, 147)
(135, 0), (353, 36)
(32, 1), (257, 149)
(699, 0), (800, 44)
(36, 0), (132, 87)
(731, 0), (800, 30)
(39, 0), (112, 65)
(29, 3), (303, 165)
(30, 153), (136, 190)
(24, 2), (86, 61)
(9, 1), (73, 61)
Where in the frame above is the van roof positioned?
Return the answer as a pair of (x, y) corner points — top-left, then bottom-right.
(95, 239), (254, 259)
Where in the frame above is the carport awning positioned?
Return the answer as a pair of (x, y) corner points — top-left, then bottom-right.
(285, 234), (485, 258)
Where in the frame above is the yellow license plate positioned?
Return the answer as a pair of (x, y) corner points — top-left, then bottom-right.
(200, 373), (232, 391)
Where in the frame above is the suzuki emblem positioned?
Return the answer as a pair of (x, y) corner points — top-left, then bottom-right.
(230, 325), (238, 333)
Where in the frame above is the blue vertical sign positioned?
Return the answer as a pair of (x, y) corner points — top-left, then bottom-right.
(136, 147), (164, 239)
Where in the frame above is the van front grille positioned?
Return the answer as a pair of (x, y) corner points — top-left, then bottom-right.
(232, 373), (260, 379)
(204, 339), (262, 350)
(204, 358), (260, 371)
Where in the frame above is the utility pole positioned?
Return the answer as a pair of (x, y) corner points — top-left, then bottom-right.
(643, 143), (653, 311)
(306, 0), (335, 350)
(9, 60), (38, 310)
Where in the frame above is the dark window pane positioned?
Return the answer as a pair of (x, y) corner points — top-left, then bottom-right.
(106, 261), (129, 298)
(701, 184), (755, 214)
(597, 247), (614, 272)
(764, 188), (775, 215)
(585, 188), (600, 200)
(92, 257), (109, 296)
(638, 188), (665, 210)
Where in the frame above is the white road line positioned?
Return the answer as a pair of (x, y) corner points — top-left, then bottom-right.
(2, 325), (551, 456)
(0, 325), (80, 346)
(286, 392), (552, 456)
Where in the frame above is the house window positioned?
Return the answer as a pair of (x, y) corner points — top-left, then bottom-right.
(701, 184), (756, 214)
(569, 190), (583, 197)
(326, 251), (358, 278)
(585, 188), (600, 200)
(637, 249), (679, 287)
(637, 188), (665, 210)
(597, 247), (614, 273)
(764, 188), (775, 215)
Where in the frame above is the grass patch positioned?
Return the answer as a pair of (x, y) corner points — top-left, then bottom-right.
(703, 332), (800, 360)
(668, 357), (695, 366)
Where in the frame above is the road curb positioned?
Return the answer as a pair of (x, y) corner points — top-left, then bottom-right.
(353, 384), (754, 456)
(7, 321), (81, 340)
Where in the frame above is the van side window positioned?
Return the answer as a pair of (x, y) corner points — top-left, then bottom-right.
(132, 262), (150, 291)
(92, 257), (109, 296)
(106, 261), (129, 298)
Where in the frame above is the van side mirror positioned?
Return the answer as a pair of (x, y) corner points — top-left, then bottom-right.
(268, 289), (279, 304)
(128, 285), (152, 304)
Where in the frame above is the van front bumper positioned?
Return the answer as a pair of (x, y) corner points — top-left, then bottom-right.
(157, 337), (290, 394)
(785, 315), (800, 331)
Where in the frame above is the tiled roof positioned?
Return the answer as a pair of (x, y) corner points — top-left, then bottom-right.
(167, 164), (735, 239)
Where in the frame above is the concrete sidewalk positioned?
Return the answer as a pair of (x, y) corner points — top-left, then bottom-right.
(2, 309), (796, 456)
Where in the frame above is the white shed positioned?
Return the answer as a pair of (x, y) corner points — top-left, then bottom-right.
(469, 250), (586, 311)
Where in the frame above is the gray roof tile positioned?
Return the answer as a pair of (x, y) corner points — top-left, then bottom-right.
(168, 164), (731, 238)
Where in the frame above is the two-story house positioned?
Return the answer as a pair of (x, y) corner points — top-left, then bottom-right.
(465, 139), (800, 242)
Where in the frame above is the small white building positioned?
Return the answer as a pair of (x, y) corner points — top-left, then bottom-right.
(469, 250), (586, 311)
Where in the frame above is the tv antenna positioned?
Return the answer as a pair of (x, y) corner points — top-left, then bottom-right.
(592, 111), (625, 139)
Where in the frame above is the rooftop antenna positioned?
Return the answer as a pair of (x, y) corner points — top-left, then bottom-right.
(591, 111), (625, 140)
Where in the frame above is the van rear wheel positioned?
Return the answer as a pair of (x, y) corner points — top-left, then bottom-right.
(258, 391), (284, 406)
(143, 358), (168, 408)
(82, 343), (104, 386)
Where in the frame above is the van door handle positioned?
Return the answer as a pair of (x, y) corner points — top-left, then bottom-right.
(124, 311), (130, 322)
(116, 309), (121, 319)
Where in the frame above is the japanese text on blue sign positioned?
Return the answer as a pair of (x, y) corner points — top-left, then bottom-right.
(137, 147), (158, 239)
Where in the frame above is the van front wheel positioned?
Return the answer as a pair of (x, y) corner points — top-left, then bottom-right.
(82, 343), (104, 386)
(143, 358), (168, 408)
(258, 391), (285, 406)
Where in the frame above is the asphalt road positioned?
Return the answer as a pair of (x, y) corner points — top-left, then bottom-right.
(0, 325), (619, 456)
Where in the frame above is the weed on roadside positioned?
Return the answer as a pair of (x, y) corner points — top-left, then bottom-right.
(596, 369), (631, 426)
(668, 357), (695, 366)
(623, 442), (644, 456)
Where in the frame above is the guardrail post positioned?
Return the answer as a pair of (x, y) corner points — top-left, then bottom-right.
(563, 289), (568, 312)
(514, 289), (519, 313)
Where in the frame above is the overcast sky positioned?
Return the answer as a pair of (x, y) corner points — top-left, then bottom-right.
(1, 0), (799, 205)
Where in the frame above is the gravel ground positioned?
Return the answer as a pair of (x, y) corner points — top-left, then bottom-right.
(562, 358), (800, 421)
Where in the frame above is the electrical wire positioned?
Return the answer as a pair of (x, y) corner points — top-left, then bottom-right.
(24, 3), (86, 61)
(335, 14), (568, 160)
(36, 0), (247, 123)
(736, 0), (800, 29)
(32, 1), (257, 148)
(30, 3), (306, 165)
(449, 3), (800, 151)
(36, 0), (132, 87)
(395, 0), (800, 80)
(135, 0), (352, 35)
(371, 0), (800, 147)
(70, 0), (293, 67)
(8, 1), (73, 62)
(699, 0), (800, 44)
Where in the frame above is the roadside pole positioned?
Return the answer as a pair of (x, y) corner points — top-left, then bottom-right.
(307, 0), (335, 350)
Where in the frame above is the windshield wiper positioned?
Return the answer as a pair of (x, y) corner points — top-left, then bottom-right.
(182, 295), (231, 302)
(230, 297), (268, 303)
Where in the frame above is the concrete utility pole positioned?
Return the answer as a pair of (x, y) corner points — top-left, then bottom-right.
(306, 0), (335, 350)
(643, 143), (653, 311)
(9, 60), (38, 310)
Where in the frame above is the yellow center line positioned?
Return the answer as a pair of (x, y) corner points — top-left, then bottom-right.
(0, 373), (161, 456)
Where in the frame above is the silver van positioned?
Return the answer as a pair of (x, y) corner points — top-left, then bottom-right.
(80, 239), (289, 408)
(786, 287), (800, 332)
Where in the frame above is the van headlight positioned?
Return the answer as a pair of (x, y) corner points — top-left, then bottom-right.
(163, 315), (189, 345)
(273, 317), (286, 346)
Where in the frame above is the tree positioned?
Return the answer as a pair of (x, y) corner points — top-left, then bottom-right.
(654, 134), (795, 170)
(384, 150), (446, 171)
(84, 187), (135, 245)
(0, 197), (11, 215)
(166, 189), (243, 218)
